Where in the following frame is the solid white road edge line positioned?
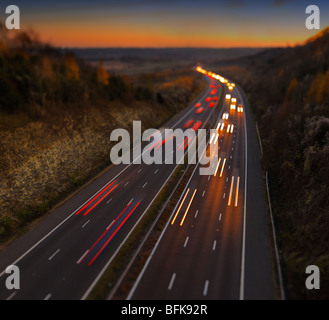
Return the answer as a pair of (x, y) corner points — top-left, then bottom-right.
(238, 87), (247, 301)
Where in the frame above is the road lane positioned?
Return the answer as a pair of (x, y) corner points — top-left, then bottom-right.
(0, 75), (224, 300)
(129, 83), (276, 300)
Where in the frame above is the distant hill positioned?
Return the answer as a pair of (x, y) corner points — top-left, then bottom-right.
(70, 47), (265, 75)
(305, 26), (329, 44)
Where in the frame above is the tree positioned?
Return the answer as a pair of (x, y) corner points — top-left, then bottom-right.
(286, 78), (298, 101)
(316, 69), (329, 105)
(307, 70), (329, 106)
(307, 72), (323, 104)
(97, 60), (109, 85)
(41, 56), (54, 79)
(65, 53), (79, 81)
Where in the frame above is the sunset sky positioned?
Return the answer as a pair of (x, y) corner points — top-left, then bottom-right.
(1, 0), (328, 48)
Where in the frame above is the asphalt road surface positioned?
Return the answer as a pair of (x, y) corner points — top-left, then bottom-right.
(128, 83), (276, 300)
(0, 75), (227, 300)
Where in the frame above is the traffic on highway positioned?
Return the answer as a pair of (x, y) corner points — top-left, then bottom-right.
(0, 67), (275, 301)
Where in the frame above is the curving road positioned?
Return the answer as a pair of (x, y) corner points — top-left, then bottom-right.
(128, 82), (277, 300)
(0, 73), (276, 300)
(0, 75), (223, 300)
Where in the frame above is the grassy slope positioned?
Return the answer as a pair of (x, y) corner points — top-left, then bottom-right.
(0, 28), (207, 245)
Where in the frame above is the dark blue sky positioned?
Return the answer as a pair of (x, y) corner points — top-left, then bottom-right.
(1, 0), (328, 47)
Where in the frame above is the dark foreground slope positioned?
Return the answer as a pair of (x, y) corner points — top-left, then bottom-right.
(215, 27), (329, 299)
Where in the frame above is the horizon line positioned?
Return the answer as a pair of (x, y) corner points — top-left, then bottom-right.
(59, 45), (285, 50)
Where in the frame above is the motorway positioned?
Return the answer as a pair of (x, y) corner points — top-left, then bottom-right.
(0, 73), (225, 300)
(128, 78), (277, 300)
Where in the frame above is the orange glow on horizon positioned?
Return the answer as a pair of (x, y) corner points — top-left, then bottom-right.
(22, 21), (299, 48)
